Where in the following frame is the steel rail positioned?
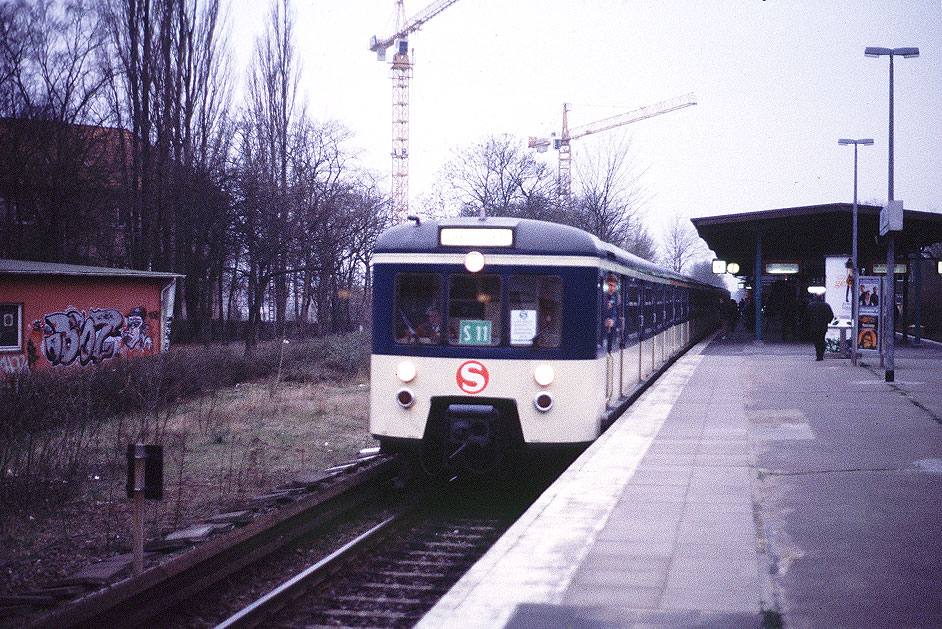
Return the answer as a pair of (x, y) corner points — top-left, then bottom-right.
(31, 456), (400, 629)
(215, 510), (412, 628)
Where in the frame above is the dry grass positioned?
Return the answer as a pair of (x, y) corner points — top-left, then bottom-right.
(0, 375), (375, 597)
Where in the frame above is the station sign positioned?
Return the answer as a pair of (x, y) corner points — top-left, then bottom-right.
(764, 261), (801, 275)
(871, 262), (908, 275)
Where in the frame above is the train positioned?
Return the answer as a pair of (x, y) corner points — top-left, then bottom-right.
(369, 216), (725, 479)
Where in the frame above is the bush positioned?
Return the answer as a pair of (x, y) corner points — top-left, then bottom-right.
(0, 334), (371, 518)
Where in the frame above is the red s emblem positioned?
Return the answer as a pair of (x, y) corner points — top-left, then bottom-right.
(456, 360), (489, 394)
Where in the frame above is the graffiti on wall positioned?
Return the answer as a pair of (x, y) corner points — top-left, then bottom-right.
(32, 306), (154, 367)
(0, 354), (28, 374)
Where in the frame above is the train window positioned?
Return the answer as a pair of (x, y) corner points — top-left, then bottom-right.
(448, 274), (502, 346)
(658, 284), (666, 330)
(666, 286), (675, 325)
(394, 273), (443, 345)
(643, 284), (654, 338)
(508, 275), (562, 348)
(625, 280), (640, 341)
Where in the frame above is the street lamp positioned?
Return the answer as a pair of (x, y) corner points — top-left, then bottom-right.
(838, 138), (874, 366)
(865, 45), (919, 383)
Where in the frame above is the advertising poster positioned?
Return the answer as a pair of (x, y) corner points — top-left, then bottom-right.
(825, 255), (854, 319)
(857, 275), (881, 352)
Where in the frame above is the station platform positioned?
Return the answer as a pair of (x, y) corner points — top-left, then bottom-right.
(417, 329), (942, 629)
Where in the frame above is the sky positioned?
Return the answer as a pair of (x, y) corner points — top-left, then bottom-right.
(229, 0), (942, 249)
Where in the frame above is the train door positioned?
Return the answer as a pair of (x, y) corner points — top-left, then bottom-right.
(642, 282), (654, 379)
(666, 285), (675, 355)
(659, 284), (668, 364)
(622, 278), (641, 395)
(602, 272), (621, 408)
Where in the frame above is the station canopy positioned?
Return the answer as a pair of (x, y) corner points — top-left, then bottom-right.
(692, 203), (942, 270)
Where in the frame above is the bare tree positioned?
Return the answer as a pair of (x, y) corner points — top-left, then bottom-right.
(572, 134), (655, 259)
(687, 259), (728, 288)
(0, 0), (112, 262)
(231, 0), (302, 354)
(662, 212), (708, 274)
(435, 134), (555, 218)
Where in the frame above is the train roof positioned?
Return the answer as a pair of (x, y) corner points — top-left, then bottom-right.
(374, 216), (707, 286)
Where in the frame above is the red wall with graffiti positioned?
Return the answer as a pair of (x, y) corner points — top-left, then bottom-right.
(0, 274), (171, 374)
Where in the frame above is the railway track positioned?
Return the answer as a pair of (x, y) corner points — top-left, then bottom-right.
(217, 486), (531, 629)
(30, 454), (403, 629)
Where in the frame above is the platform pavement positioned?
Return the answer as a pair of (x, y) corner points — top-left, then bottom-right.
(417, 330), (942, 629)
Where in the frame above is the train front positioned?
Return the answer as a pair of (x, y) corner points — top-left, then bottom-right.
(369, 218), (604, 480)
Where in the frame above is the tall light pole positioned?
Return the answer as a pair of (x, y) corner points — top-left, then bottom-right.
(865, 45), (919, 383)
(838, 138), (874, 366)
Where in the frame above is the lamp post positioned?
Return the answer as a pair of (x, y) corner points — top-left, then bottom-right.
(865, 45), (919, 383)
(838, 138), (874, 366)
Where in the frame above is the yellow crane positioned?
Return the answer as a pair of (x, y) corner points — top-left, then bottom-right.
(370, 0), (461, 222)
(529, 93), (697, 207)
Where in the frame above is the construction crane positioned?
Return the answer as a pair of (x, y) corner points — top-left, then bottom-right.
(370, 0), (460, 223)
(529, 93), (697, 207)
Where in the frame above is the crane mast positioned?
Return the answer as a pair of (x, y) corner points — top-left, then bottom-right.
(530, 93), (697, 207)
(370, 0), (460, 223)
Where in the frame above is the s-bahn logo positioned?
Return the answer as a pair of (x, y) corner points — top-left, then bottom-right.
(456, 360), (489, 395)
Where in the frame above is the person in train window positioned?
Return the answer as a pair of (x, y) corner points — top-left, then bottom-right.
(603, 273), (619, 351)
(415, 304), (442, 344)
(805, 293), (834, 361)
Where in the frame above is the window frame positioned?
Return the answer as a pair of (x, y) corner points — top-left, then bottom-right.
(507, 274), (563, 349)
(0, 303), (24, 352)
(392, 272), (444, 346)
(447, 272), (504, 347)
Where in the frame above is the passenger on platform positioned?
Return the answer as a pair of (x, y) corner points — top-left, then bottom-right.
(720, 297), (738, 339)
(781, 293), (798, 341)
(742, 295), (756, 333)
(805, 294), (835, 361)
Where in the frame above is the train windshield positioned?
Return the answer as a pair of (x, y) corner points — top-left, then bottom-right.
(447, 274), (502, 346)
(394, 273), (443, 345)
(508, 275), (562, 348)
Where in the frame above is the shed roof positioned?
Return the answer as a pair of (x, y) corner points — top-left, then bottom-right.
(0, 258), (183, 280)
(692, 203), (942, 266)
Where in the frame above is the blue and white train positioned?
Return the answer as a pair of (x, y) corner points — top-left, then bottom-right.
(370, 217), (724, 478)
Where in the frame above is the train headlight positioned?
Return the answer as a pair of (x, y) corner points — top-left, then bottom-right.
(534, 392), (554, 412)
(396, 388), (415, 408)
(533, 364), (555, 387)
(464, 251), (485, 273)
(396, 360), (417, 382)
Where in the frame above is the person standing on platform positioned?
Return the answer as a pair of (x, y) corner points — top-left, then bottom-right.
(720, 296), (738, 339)
(806, 294), (835, 361)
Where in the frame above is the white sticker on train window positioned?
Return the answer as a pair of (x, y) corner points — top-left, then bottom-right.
(510, 309), (537, 345)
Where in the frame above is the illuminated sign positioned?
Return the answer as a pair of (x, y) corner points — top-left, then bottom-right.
(938, 260), (942, 275)
(872, 263), (908, 275)
(712, 260), (726, 274)
(765, 262), (801, 275)
(440, 228), (513, 247)
(726, 262), (740, 274)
